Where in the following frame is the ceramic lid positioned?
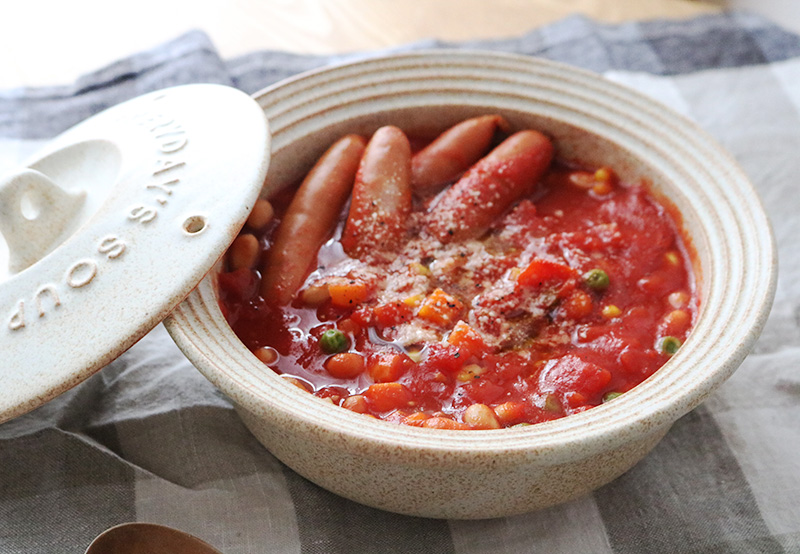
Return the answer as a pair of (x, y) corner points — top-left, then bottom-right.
(0, 84), (270, 423)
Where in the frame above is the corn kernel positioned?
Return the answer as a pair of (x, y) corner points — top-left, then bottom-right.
(594, 167), (613, 182)
(602, 304), (622, 318)
(410, 262), (431, 276)
(592, 181), (613, 195)
(668, 291), (690, 309)
(665, 251), (680, 266)
(457, 364), (486, 382)
(403, 294), (424, 307)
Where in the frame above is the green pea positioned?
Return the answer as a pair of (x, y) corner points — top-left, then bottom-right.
(603, 391), (623, 403)
(320, 329), (348, 354)
(660, 336), (682, 356)
(583, 268), (610, 291)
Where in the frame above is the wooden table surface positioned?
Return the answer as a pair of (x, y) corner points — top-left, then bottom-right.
(0, 0), (721, 88)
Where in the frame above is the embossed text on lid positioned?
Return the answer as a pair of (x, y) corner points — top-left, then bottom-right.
(0, 84), (271, 422)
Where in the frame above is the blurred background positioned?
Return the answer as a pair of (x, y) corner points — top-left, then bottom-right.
(0, 0), (795, 88)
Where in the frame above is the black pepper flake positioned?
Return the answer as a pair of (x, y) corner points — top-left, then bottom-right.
(447, 229), (454, 236)
(454, 352), (460, 358)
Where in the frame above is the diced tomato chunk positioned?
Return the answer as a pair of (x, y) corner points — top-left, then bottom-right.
(419, 344), (466, 375)
(374, 301), (413, 327)
(539, 355), (612, 403)
(218, 268), (259, 302)
(517, 258), (575, 289)
(349, 307), (374, 327)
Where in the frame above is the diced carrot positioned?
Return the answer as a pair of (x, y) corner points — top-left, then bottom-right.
(365, 382), (413, 412)
(401, 411), (431, 426)
(447, 321), (488, 356)
(417, 288), (464, 327)
(493, 401), (526, 426)
(328, 278), (373, 308)
(325, 353), (366, 379)
(565, 391), (588, 409)
(368, 351), (414, 383)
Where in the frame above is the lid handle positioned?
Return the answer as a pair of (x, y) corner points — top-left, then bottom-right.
(0, 168), (86, 273)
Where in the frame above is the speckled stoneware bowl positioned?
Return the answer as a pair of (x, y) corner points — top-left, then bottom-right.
(164, 51), (777, 519)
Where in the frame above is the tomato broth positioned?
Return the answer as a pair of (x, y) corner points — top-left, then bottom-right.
(219, 120), (697, 430)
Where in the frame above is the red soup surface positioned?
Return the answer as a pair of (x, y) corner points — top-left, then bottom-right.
(219, 117), (697, 430)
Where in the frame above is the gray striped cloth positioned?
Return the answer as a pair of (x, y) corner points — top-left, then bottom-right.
(1, 11), (799, 553)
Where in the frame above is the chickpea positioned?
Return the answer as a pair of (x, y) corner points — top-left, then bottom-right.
(246, 198), (274, 230)
(228, 233), (260, 271)
(463, 403), (501, 429)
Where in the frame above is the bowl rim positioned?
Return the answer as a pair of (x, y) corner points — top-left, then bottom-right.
(166, 49), (777, 464)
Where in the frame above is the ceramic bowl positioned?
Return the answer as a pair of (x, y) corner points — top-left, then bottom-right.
(164, 51), (776, 519)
